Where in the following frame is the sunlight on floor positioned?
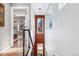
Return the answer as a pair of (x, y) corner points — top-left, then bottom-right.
(0, 47), (23, 56)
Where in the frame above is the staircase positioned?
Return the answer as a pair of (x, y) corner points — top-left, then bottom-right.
(0, 29), (34, 56)
(23, 29), (34, 56)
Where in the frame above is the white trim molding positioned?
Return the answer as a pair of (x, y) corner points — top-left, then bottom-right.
(11, 6), (29, 47)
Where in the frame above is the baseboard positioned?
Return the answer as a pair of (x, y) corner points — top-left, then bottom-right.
(0, 46), (10, 53)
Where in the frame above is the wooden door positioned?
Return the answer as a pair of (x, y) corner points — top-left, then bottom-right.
(34, 15), (45, 56)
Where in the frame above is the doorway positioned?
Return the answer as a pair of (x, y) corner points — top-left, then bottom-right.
(34, 15), (45, 56)
(13, 16), (25, 47)
(11, 7), (29, 56)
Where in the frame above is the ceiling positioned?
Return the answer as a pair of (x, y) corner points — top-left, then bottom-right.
(31, 3), (67, 15)
(10, 3), (67, 16)
(31, 3), (52, 15)
(58, 3), (67, 10)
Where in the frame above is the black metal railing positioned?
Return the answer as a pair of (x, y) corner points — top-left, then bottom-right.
(23, 29), (34, 56)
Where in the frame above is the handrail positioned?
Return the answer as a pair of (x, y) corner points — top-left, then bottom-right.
(25, 47), (30, 56)
(23, 29), (34, 56)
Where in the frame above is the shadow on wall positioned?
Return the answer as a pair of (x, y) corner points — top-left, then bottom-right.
(55, 3), (79, 56)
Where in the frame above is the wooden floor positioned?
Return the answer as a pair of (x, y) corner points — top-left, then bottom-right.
(0, 47), (23, 56)
(0, 38), (23, 56)
(0, 34), (25, 56)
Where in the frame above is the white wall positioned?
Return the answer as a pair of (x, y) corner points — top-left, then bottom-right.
(0, 3), (31, 52)
(52, 3), (79, 56)
(45, 3), (58, 56)
(45, 3), (79, 56)
(0, 3), (11, 51)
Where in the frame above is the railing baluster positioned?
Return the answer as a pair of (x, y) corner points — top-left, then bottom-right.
(23, 29), (34, 56)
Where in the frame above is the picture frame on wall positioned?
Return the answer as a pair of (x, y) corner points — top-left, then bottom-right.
(45, 14), (52, 29)
(0, 3), (5, 27)
(37, 18), (44, 34)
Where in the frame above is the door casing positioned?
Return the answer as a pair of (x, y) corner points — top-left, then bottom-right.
(34, 15), (45, 56)
(11, 7), (29, 47)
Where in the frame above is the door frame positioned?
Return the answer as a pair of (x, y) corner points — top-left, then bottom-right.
(11, 7), (29, 47)
(34, 15), (45, 56)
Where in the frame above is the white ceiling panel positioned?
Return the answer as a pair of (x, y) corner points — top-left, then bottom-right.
(31, 3), (50, 15)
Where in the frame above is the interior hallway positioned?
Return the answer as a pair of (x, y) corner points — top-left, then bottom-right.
(1, 3), (79, 56)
